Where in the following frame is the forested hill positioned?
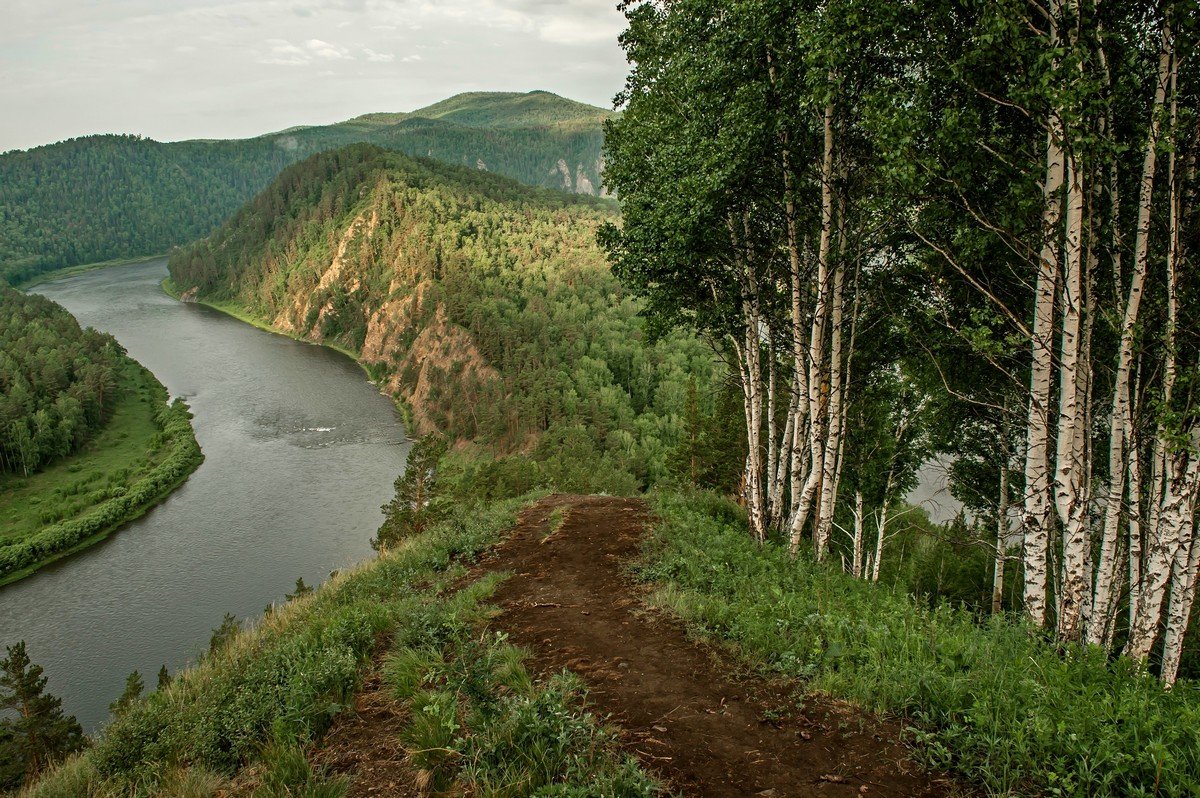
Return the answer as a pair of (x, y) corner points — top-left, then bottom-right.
(1, 91), (611, 287)
(168, 144), (718, 490)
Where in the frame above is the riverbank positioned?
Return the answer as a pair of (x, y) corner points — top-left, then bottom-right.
(0, 357), (203, 587)
(161, 277), (417, 431)
(13, 254), (168, 291)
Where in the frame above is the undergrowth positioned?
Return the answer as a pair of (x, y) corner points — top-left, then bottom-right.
(638, 490), (1200, 798)
(381, 575), (659, 797)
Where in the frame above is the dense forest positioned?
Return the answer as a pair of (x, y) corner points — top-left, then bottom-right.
(0, 288), (121, 475)
(0, 92), (609, 287)
(169, 145), (723, 493)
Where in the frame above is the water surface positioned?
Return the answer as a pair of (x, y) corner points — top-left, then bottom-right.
(0, 260), (409, 731)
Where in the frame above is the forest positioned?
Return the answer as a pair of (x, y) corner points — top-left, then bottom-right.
(10, 1), (1200, 794)
(0, 92), (608, 287)
(0, 288), (121, 475)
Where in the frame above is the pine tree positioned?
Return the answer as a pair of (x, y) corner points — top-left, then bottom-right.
(285, 577), (313, 601)
(108, 670), (144, 717)
(208, 613), (240, 655)
(0, 642), (83, 789)
(373, 435), (448, 550)
(156, 665), (171, 691)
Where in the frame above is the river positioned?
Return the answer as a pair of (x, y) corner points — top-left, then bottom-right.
(0, 259), (410, 732)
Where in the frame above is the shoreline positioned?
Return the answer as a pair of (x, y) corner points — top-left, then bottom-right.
(161, 276), (416, 431)
(0, 362), (204, 588)
(16, 253), (169, 290)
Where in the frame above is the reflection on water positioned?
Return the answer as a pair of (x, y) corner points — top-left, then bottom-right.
(0, 260), (409, 731)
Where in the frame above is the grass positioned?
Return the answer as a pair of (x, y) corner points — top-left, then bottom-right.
(0, 358), (202, 586)
(381, 574), (658, 797)
(21, 487), (659, 797)
(637, 490), (1200, 798)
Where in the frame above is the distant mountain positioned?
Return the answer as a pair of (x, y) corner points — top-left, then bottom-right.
(1, 91), (612, 286)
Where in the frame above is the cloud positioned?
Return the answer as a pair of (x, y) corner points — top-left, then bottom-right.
(306, 38), (353, 60)
(0, 0), (628, 151)
(363, 47), (394, 62)
(258, 38), (310, 66)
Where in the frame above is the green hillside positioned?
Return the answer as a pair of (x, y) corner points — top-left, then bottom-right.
(168, 144), (718, 490)
(0, 91), (610, 287)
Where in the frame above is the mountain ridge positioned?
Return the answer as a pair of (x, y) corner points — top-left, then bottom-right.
(0, 91), (611, 286)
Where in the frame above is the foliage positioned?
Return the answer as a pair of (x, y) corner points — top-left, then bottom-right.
(639, 491), (1200, 797)
(0, 395), (203, 584)
(0, 642), (84, 790)
(107, 672), (144, 720)
(286, 578), (313, 602)
(250, 739), (346, 798)
(381, 585), (659, 797)
(207, 614), (241, 657)
(168, 145), (721, 493)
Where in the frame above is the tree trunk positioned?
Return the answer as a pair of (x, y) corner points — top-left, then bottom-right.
(852, 489), (865, 578)
(1088, 21), (1172, 645)
(1022, 112), (1064, 628)
(790, 97), (836, 555)
(1054, 145), (1089, 642)
(994, 456), (1010, 614)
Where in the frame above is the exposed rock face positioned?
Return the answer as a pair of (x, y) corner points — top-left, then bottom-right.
(476, 158), (488, 171)
(574, 165), (595, 196)
(552, 159), (573, 191)
(360, 282), (498, 437)
(549, 158), (602, 196)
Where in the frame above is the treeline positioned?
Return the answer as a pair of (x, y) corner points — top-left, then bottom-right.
(169, 146), (723, 493)
(1, 92), (609, 287)
(0, 287), (120, 475)
(603, 0), (1200, 683)
(0, 136), (295, 286)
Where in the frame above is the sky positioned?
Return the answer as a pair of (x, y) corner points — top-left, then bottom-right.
(0, 0), (630, 153)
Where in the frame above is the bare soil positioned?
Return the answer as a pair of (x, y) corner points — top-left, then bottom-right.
(314, 494), (964, 797)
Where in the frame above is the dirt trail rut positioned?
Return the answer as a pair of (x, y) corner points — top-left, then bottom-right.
(477, 494), (957, 798)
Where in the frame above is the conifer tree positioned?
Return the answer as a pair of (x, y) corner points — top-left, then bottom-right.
(286, 577), (313, 601)
(108, 670), (143, 718)
(0, 642), (83, 789)
(373, 435), (448, 550)
(156, 665), (171, 691)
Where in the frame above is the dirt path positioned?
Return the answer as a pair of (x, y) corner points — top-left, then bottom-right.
(478, 494), (958, 798)
(317, 494), (961, 797)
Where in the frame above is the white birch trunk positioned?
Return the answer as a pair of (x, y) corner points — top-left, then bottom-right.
(994, 458), (1010, 614)
(815, 260), (846, 558)
(852, 489), (865, 578)
(1054, 147), (1090, 642)
(790, 99), (836, 555)
(1022, 112), (1065, 628)
(1088, 25), (1172, 645)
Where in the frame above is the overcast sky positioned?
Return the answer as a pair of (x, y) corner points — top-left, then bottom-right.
(0, 0), (629, 153)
